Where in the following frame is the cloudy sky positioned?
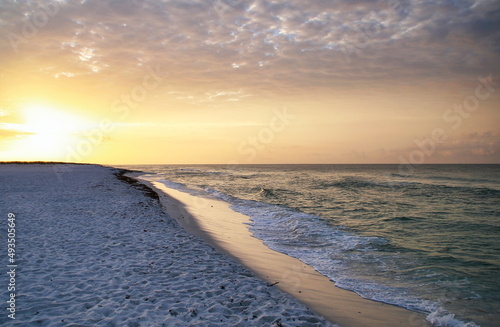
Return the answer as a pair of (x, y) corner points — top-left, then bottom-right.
(0, 0), (499, 164)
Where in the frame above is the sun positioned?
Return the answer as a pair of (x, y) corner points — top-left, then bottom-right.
(4, 104), (94, 161)
(21, 104), (90, 136)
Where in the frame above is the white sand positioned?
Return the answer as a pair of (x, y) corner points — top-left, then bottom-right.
(0, 164), (335, 326)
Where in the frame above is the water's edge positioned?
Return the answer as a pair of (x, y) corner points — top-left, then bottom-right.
(127, 172), (432, 327)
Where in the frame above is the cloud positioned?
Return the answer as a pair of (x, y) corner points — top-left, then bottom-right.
(0, 123), (35, 138)
(0, 130), (33, 138)
(1, 0), (499, 95)
(435, 131), (500, 159)
(0, 108), (9, 117)
(114, 120), (266, 128)
(387, 130), (500, 163)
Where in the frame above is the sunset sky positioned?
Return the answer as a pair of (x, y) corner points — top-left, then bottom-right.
(1, 0), (499, 164)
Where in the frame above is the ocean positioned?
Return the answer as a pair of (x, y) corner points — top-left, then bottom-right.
(126, 164), (500, 327)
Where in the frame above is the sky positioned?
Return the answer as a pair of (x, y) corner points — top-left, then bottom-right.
(0, 0), (499, 164)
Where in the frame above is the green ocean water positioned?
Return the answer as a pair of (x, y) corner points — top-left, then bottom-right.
(128, 164), (500, 327)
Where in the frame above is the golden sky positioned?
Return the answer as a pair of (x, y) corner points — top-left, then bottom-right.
(1, 0), (499, 164)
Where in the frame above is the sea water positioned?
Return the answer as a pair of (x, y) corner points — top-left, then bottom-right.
(126, 164), (499, 327)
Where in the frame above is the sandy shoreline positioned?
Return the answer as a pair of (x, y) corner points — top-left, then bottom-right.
(0, 164), (334, 326)
(130, 172), (432, 327)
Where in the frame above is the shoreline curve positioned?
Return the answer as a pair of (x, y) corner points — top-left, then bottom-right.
(128, 172), (432, 327)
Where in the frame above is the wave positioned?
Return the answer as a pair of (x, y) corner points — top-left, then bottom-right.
(175, 169), (228, 176)
(202, 187), (482, 326)
(390, 172), (494, 183)
(154, 176), (485, 327)
(257, 188), (275, 198)
(315, 176), (390, 189)
(382, 216), (422, 222)
(320, 176), (500, 200)
(423, 174), (495, 185)
(255, 187), (303, 199)
(390, 173), (500, 192)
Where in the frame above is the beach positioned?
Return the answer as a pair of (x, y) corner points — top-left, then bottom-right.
(131, 172), (431, 327)
(2, 0), (498, 325)
(129, 164), (499, 327)
(0, 164), (334, 326)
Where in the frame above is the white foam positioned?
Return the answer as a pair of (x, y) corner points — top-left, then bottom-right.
(199, 185), (483, 327)
(427, 309), (480, 327)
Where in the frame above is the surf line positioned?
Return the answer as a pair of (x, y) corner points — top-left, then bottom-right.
(128, 173), (432, 327)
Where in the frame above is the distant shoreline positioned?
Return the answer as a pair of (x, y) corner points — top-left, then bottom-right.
(3, 161), (497, 165)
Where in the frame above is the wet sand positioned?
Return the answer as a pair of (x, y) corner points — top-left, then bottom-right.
(131, 173), (431, 327)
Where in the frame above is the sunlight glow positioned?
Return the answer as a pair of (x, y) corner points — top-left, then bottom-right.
(21, 104), (90, 135)
(5, 104), (94, 161)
